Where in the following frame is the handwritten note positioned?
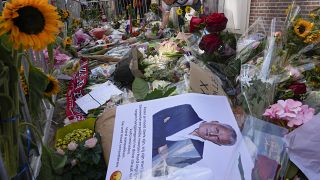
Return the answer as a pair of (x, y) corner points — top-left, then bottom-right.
(189, 62), (227, 96)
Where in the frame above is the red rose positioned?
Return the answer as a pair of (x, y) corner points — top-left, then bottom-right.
(199, 34), (223, 53)
(190, 16), (206, 33)
(288, 82), (307, 95)
(205, 13), (228, 33)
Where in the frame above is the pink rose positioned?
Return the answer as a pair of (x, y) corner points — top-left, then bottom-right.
(68, 142), (78, 151)
(56, 148), (65, 155)
(84, 137), (98, 148)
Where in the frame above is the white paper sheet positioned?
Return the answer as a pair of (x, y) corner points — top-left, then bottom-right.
(75, 81), (122, 113)
(106, 93), (254, 180)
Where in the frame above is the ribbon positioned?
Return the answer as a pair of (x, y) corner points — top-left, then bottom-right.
(0, 115), (19, 123)
(66, 58), (88, 123)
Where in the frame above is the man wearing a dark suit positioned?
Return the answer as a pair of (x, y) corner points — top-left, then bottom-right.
(152, 104), (237, 176)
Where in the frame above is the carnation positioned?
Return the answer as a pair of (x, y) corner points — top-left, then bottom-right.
(263, 99), (315, 127)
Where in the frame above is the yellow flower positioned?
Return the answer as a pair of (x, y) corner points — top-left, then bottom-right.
(63, 37), (72, 47)
(0, 0), (63, 50)
(44, 75), (60, 97)
(62, 9), (70, 19)
(20, 67), (28, 96)
(309, 13), (316, 18)
(199, 6), (204, 14)
(304, 33), (320, 44)
(72, 18), (80, 27)
(176, 8), (183, 15)
(185, 6), (191, 13)
(294, 19), (314, 38)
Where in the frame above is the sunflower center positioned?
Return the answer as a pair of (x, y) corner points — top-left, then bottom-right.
(13, 6), (45, 35)
(45, 81), (54, 93)
(298, 25), (306, 34)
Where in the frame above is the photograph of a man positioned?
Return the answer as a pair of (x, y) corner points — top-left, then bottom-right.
(152, 104), (237, 176)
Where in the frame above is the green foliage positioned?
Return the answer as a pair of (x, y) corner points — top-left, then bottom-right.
(150, 3), (159, 14)
(239, 79), (275, 118)
(61, 134), (106, 180)
(28, 65), (49, 118)
(38, 145), (67, 180)
(47, 44), (54, 71)
(132, 77), (150, 100)
(55, 118), (96, 142)
(143, 86), (176, 101)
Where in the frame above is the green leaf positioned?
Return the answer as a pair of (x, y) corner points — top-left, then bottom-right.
(47, 44), (54, 70)
(163, 87), (176, 97)
(286, 161), (299, 179)
(0, 33), (13, 50)
(28, 65), (49, 118)
(92, 153), (101, 165)
(0, 94), (14, 116)
(143, 89), (163, 101)
(132, 77), (149, 100)
(38, 145), (66, 180)
(143, 86), (176, 101)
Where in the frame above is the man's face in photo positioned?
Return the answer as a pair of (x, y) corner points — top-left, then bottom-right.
(197, 122), (234, 145)
(163, 0), (175, 5)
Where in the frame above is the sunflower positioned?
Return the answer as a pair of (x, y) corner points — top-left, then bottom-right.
(20, 67), (28, 96)
(176, 8), (183, 15)
(63, 37), (72, 47)
(0, 0), (63, 50)
(304, 33), (320, 44)
(72, 18), (80, 27)
(294, 19), (314, 38)
(185, 6), (191, 13)
(44, 75), (60, 97)
(61, 9), (70, 19)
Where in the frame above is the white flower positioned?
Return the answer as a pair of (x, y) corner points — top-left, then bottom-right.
(71, 159), (78, 167)
(84, 137), (98, 148)
(67, 142), (78, 151)
(56, 148), (65, 155)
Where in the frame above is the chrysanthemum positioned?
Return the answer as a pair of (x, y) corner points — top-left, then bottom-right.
(176, 8), (183, 15)
(44, 75), (60, 97)
(185, 6), (191, 13)
(0, 0), (63, 50)
(294, 19), (314, 38)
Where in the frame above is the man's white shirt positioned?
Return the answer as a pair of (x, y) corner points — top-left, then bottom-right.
(166, 121), (204, 142)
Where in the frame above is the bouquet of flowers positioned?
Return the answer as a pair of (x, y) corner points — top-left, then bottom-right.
(263, 99), (315, 128)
